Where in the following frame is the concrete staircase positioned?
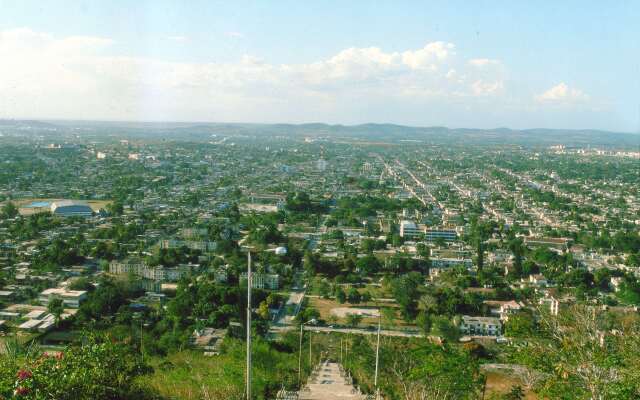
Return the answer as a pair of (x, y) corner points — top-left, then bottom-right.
(297, 361), (368, 400)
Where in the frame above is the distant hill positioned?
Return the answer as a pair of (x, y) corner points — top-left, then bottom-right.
(163, 122), (638, 147)
(0, 119), (59, 129)
(2, 119), (638, 147)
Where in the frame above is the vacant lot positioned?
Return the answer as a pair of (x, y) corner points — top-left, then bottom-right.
(309, 297), (412, 328)
(483, 371), (538, 399)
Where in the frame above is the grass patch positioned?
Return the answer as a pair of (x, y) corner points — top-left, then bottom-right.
(483, 371), (538, 399)
(138, 337), (302, 400)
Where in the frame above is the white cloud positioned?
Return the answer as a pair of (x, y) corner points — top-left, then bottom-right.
(0, 28), (512, 121)
(535, 82), (589, 103)
(468, 58), (500, 67)
(471, 80), (504, 96)
(402, 41), (455, 70)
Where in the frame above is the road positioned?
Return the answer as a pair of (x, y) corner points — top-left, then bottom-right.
(270, 290), (306, 335)
(304, 325), (423, 338)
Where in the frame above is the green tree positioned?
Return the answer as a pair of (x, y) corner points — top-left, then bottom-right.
(503, 386), (525, 400)
(504, 313), (535, 338)
(0, 201), (18, 219)
(257, 301), (270, 320)
(392, 272), (423, 320)
(318, 280), (331, 299)
(335, 286), (347, 304)
(381, 340), (482, 399)
(515, 305), (640, 399)
(508, 238), (524, 278)
(69, 277), (93, 291)
(47, 297), (65, 326)
(0, 335), (149, 399)
(430, 316), (459, 342)
(415, 311), (432, 335)
(347, 287), (361, 304)
(476, 240), (484, 271)
(382, 307), (396, 327)
(346, 313), (363, 327)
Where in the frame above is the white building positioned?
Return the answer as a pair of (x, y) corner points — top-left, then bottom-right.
(539, 294), (560, 316)
(160, 239), (217, 252)
(39, 288), (87, 308)
(399, 220), (421, 238)
(610, 276), (623, 292)
(109, 259), (197, 282)
(240, 272), (280, 290)
(431, 257), (473, 269)
(460, 315), (502, 336)
(486, 300), (523, 321)
(527, 274), (549, 287)
(424, 228), (457, 242)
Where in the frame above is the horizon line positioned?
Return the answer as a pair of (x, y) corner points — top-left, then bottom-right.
(1, 117), (638, 135)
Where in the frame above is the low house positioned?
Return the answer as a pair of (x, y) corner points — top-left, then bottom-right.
(539, 294), (560, 315)
(0, 290), (15, 301)
(524, 274), (548, 287)
(611, 276), (623, 292)
(484, 300), (523, 321)
(460, 315), (502, 336)
(191, 328), (227, 356)
(24, 310), (47, 320)
(18, 319), (42, 331)
(39, 288), (87, 308)
(0, 311), (20, 320)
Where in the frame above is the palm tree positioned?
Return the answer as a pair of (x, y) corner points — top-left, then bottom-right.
(418, 294), (438, 313)
(47, 297), (65, 326)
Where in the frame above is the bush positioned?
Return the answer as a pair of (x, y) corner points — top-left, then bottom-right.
(0, 335), (152, 399)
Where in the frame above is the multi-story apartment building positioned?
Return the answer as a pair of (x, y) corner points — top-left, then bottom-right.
(240, 272), (281, 290)
(459, 316), (502, 336)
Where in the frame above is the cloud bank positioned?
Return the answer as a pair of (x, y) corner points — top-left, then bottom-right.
(0, 28), (594, 125)
(535, 82), (590, 104)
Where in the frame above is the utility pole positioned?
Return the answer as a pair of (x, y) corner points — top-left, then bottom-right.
(246, 251), (252, 400)
(374, 315), (381, 400)
(140, 316), (144, 363)
(345, 335), (349, 361)
(309, 331), (312, 366)
(298, 323), (304, 386)
(298, 319), (316, 388)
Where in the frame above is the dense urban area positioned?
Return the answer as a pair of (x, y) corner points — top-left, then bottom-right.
(0, 120), (639, 399)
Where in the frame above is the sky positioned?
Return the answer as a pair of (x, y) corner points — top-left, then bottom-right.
(0, 1), (639, 132)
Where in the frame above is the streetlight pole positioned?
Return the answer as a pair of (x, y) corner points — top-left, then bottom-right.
(140, 316), (144, 364)
(243, 245), (286, 399)
(374, 315), (381, 400)
(246, 251), (252, 400)
(309, 330), (312, 367)
(298, 323), (304, 387)
(298, 319), (316, 388)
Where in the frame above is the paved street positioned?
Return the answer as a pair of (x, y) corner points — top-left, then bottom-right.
(304, 325), (423, 338)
